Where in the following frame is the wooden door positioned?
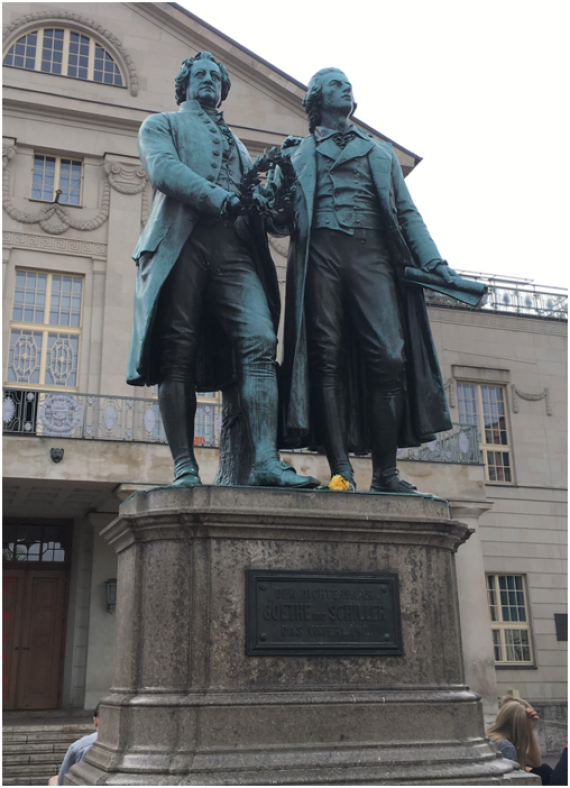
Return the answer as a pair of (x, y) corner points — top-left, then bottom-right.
(3, 570), (67, 710)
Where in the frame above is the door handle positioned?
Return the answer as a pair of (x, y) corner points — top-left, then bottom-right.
(21, 647), (30, 651)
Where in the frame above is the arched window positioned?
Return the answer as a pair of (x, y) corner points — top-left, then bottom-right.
(3, 27), (124, 86)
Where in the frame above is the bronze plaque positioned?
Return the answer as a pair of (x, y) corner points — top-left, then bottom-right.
(246, 571), (402, 656)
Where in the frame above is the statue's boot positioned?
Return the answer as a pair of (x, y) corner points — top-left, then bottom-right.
(158, 379), (202, 487)
(245, 369), (320, 488)
(312, 384), (356, 489)
(368, 389), (419, 494)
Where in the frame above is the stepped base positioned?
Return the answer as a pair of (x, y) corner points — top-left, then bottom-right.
(66, 486), (539, 785)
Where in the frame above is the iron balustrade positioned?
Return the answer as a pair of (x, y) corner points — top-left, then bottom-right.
(425, 272), (567, 320)
(2, 388), (480, 464)
(1, 388), (221, 447)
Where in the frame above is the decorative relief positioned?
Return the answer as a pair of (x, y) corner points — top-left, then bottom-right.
(510, 385), (552, 416)
(428, 307), (567, 337)
(2, 231), (107, 258)
(3, 146), (147, 235)
(444, 378), (456, 408)
(3, 10), (138, 95)
(269, 236), (290, 258)
(102, 162), (149, 226)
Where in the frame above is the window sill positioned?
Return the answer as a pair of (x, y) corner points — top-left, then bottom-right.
(495, 664), (537, 670)
(29, 199), (83, 209)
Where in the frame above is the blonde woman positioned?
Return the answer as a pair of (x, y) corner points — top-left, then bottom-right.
(486, 698), (553, 784)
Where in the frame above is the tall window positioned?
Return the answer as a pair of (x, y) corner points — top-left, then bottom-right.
(3, 28), (124, 86)
(31, 155), (83, 205)
(487, 574), (533, 665)
(457, 383), (513, 482)
(7, 270), (83, 389)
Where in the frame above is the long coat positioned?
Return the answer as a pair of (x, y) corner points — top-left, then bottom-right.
(126, 100), (280, 389)
(278, 131), (452, 450)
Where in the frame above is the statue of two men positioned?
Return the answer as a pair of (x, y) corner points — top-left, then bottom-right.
(127, 53), (454, 493)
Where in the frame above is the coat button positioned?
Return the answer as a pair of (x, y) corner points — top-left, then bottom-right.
(211, 162), (217, 168)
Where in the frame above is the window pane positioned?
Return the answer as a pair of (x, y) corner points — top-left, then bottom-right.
(3, 32), (37, 70)
(482, 386), (509, 446)
(67, 32), (89, 79)
(57, 158), (82, 205)
(12, 270), (47, 323)
(31, 155), (57, 202)
(8, 330), (43, 385)
(3, 524), (66, 563)
(487, 450), (512, 482)
(41, 28), (65, 75)
(45, 333), (79, 387)
(492, 629), (502, 661)
(457, 383), (479, 429)
(49, 275), (82, 326)
(505, 629), (531, 662)
(93, 44), (123, 86)
(486, 575), (498, 621)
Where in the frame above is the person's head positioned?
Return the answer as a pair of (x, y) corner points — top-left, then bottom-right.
(93, 703), (100, 729)
(486, 699), (531, 769)
(174, 51), (231, 108)
(302, 68), (356, 133)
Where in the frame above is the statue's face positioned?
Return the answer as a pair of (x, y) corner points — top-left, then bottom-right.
(319, 70), (354, 116)
(187, 58), (222, 108)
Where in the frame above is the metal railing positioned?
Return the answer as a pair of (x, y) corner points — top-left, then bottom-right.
(396, 422), (480, 464)
(3, 388), (480, 464)
(1, 388), (221, 446)
(425, 271), (567, 320)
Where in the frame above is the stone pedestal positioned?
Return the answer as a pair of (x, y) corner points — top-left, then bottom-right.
(68, 487), (538, 785)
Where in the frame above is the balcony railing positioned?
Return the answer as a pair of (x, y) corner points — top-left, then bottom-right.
(1, 388), (221, 446)
(425, 271), (567, 320)
(2, 388), (480, 465)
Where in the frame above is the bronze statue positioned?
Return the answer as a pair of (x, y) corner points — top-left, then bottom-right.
(270, 68), (458, 493)
(126, 51), (318, 489)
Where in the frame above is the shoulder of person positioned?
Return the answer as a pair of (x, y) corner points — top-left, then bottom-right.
(496, 738), (518, 762)
(140, 111), (175, 132)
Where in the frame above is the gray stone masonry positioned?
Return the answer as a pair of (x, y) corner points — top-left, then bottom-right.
(67, 487), (539, 785)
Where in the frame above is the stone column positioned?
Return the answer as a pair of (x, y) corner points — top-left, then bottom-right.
(68, 487), (538, 786)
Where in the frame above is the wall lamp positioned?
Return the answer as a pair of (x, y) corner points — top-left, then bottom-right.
(104, 578), (117, 613)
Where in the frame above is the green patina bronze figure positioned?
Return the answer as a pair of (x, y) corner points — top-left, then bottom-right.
(269, 68), (475, 493)
(126, 51), (319, 489)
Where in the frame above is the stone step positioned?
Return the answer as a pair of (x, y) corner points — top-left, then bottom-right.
(2, 724), (94, 786)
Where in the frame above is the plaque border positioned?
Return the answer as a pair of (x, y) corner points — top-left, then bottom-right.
(246, 570), (403, 657)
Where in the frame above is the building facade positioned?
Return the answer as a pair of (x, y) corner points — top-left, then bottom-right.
(3, 1), (567, 754)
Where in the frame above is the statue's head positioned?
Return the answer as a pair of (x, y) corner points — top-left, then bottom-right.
(174, 51), (231, 108)
(303, 68), (356, 133)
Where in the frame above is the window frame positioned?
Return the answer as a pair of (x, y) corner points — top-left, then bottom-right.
(30, 153), (84, 206)
(3, 26), (125, 87)
(456, 381), (515, 484)
(6, 269), (84, 391)
(486, 574), (534, 666)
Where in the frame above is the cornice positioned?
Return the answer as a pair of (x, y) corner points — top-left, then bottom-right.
(427, 306), (567, 336)
(3, 92), (146, 135)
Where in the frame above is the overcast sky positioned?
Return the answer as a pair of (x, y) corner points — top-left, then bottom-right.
(178, 0), (568, 290)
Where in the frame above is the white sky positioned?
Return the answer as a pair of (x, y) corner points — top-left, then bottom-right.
(178, 0), (569, 289)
